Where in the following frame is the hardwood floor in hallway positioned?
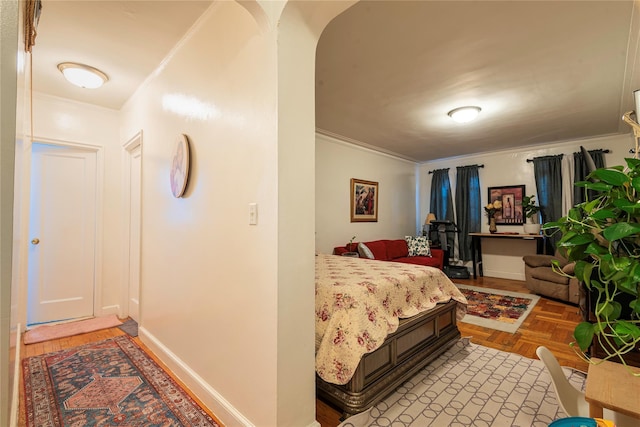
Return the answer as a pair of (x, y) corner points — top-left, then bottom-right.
(18, 276), (585, 427)
(18, 324), (224, 427)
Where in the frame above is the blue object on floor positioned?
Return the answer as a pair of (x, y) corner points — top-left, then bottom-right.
(549, 417), (597, 427)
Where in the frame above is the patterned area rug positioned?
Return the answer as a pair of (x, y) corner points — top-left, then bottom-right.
(456, 284), (540, 333)
(338, 338), (586, 427)
(22, 335), (219, 426)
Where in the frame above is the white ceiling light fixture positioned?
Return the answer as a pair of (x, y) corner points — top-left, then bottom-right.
(447, 106), (481, 123)
(57, 62), (109, 89)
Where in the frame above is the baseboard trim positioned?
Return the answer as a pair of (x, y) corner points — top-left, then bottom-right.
(138, 326), (254, 427)
(482, 269), (525, 281)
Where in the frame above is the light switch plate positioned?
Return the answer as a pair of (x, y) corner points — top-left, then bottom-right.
(249, 203), (258, 225)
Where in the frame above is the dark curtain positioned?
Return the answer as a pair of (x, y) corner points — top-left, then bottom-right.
(533, 155), (563, 253)
(429, 169), (455, 223)
(573, 150), (606, 205)
(455, 165), (481, 261)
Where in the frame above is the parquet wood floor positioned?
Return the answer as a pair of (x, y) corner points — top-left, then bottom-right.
(18, 276), (585, 427)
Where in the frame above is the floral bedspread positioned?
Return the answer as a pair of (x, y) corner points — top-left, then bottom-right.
(315, 254), (467, 385)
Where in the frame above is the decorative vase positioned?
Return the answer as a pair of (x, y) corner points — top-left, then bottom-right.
(523, 222), (541, 235)
(489, 217), (497, 234)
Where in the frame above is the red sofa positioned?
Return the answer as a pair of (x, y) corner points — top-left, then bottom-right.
(333, 239), (444, 270)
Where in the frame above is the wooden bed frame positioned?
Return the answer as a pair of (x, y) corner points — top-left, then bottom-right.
(316, 299), (461, 418)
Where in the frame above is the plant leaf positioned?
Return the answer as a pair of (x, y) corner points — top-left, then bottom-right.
(574, 261), (592, 285)
(565, 233), (595, 246)
(597, 301), (622, 320)
(588, 207), (613, 219)
(625, 157), (640, 169)
(584, 242), (608, 255)
(574, 322), (596, 352)
(592, 169), (630, 186)
(613, 320), (640, 340)
(582, 182), (613, 192)
(602, 222), (640, 241)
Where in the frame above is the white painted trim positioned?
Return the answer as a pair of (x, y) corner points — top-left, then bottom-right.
(28, 137), (105, 320)
(138, 327), (254, 427)
(316, 129), (419, 163)
(120, 131), (142, 320)
(482, 269), (526, 281)
(31, 134), (108, 152)
(8, 324), (21, 427)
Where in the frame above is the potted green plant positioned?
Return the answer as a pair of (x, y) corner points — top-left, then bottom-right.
(543, 159), (640, 369)
(522, 195), (542, 234)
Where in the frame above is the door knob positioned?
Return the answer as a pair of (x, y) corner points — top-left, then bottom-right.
(31, 238), (40, 245)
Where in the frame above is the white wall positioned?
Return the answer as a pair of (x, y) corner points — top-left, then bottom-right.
(119, 3), (279, 424)
(316, 133), (418, 254)
(119, 1), (355, 425)
(419, 133), (635, 280)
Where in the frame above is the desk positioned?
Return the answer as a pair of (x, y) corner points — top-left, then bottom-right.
(585, 358), (640, 420)
(469, 233), (545, 279)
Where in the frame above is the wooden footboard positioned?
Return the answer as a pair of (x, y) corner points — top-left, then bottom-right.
(316, 299), (460, 418)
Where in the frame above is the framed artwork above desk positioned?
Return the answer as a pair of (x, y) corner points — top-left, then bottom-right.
(488, 185), (525, 225)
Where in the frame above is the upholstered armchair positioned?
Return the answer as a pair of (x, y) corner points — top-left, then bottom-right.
(522, 252), (580, 305)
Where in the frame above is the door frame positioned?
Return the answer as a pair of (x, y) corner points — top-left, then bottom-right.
(121, 131), (142, 320)
(27, 137), (104, 322)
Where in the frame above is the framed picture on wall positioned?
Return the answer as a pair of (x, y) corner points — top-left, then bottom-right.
(170, 134), (191, 198)
(350, 178), (378, 222)
(488, 185), (525, 225)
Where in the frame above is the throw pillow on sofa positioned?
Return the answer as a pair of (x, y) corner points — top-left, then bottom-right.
(405, 236), (431, 257)
(357, 242), (375, 259)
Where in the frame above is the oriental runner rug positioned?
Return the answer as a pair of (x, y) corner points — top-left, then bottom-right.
(456, 284), (540, 333)
(22, 335), (219, 427)
(338, 338), (586, 427)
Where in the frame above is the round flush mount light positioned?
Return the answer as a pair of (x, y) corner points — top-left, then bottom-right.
(57, 62), (108, 89)
(447, 106), (481, 123)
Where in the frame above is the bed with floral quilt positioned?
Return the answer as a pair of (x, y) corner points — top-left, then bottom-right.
(315, 254), (468, 417)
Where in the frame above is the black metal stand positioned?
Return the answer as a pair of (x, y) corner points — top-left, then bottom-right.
(428, 221), (469, 279)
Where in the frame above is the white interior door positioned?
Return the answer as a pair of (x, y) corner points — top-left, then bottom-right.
(27, 143), (97, 325)
(127, 144), (141, 322)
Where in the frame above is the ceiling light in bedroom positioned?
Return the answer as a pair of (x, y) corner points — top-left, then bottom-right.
(448, 106), (481, 123)
(58, 62), (108, 89)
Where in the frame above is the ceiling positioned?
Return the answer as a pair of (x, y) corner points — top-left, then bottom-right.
(31, 1), (640, 162)
(31, 1), (212, 109)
